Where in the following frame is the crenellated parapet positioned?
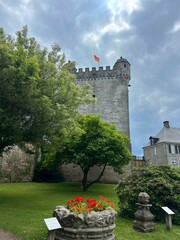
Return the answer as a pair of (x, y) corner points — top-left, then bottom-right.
(72, 57), (131, 82)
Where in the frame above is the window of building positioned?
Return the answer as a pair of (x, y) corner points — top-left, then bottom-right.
(171, 145), (175, 154)
(178, 146), (180, 154)
(168, 144), (171, 153)
(154, 147), (157, 155)
(92, 94), (95, 98)
(175, 145), (178, 154)
(124, 64), (126, 67)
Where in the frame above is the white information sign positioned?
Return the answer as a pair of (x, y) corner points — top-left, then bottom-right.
(161, 207), (175, 215)
(44, 217), (61, 231)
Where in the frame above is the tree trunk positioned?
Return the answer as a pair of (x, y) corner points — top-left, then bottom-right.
(82, 170), (88, 191)
(82, 163), (107, 191)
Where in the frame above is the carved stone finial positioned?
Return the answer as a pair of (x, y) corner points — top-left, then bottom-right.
(138, 192), (150, 204)
(133, 192), (155, 232)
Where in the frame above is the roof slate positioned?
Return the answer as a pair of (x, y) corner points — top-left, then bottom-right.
(145, 126), (180, 147)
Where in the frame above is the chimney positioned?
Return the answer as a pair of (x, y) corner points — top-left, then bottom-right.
(163, 121), (170, 128)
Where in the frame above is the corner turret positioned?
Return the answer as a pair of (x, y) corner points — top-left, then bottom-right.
(113, 57), (131, 81)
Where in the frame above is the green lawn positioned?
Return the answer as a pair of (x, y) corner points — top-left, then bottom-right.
(0, 182), (179, 240)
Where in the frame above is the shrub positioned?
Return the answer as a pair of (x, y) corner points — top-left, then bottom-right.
(33, 154), (63, 182)
(115, 165), (180, 224)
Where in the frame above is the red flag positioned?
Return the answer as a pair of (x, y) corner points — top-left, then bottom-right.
(94, 54), (100, 62)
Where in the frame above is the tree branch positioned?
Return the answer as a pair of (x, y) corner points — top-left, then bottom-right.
(85, 162), (107, 191)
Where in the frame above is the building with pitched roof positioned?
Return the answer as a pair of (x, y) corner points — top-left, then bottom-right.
(143, 121), (180, 167)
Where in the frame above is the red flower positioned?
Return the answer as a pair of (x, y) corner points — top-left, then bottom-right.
(97, 204), (103, 209)
(66, 196), (114, 214)
(88, 201), (97, 207)
(87, 198), (96, 203)
(99, 196), (105, 201)
(75, 196), (84, 203)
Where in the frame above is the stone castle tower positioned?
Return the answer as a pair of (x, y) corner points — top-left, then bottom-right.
(74, 57), (131, 137)
(62, 57), (131, 183)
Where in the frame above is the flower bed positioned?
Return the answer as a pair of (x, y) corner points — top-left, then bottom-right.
(53, 196), (117, 240)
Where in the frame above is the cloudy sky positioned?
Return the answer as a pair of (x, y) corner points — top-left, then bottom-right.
(0, 0), (180, 156)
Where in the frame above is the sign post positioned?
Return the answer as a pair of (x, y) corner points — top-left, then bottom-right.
(44, 217), (61, 240)
(161, 207), (175, 230)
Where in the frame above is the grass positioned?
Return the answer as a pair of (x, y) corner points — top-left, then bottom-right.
(0, 182), (179, 240)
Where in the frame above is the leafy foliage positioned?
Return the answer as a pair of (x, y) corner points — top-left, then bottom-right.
(32, 152), (63, 182)
(0, 26), (92, 154)
(116, 165), (180, 224)
(56, 114), (132, 191)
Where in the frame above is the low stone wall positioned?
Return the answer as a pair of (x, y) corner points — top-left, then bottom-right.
(0, 145), (35, 183)
(61, 158), (146, 184)
(61, 162), (135, 183)
(61, 164), (121, 183)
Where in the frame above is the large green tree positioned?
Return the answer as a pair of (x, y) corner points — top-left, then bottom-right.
(56, 114), (132, 191)
(0, 26), (92, 154)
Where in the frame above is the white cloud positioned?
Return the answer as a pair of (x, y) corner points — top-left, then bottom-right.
(0, 0), (34, 25)
(82, 32), (101, 48)
(82, 0), (141, 47)
(171, 21), (180, 33)
(106, 50), (116, 60)
(100, 21), (130, 34)
(107, 0), (142, 19)
(82, 20), (130, 46)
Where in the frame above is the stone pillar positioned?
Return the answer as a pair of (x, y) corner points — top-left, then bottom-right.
(133, 192), (155, 232)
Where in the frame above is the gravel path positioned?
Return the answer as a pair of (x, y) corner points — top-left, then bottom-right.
(0, 229), (21, 240)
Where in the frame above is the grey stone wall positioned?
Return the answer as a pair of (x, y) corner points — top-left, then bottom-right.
(61, 164), (121, 183)
(144, 143), (168, 166)
(144, 143), (180, 167)
(74, 57), (131, 137)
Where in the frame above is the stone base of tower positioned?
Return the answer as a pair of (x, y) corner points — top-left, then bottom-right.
(61, 163), (132, 184)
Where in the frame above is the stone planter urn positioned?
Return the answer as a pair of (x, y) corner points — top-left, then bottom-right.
(53, 205), (117, 240)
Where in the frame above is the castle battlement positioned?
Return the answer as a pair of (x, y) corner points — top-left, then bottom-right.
(73, 65), (112, 73)
(73, 57), (131, 81)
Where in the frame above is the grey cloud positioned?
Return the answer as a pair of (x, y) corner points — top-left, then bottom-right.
(131, 0), (180, 52)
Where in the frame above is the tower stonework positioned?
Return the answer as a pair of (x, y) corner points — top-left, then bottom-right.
(75, 57), (131, 137)
(61, 57), (131, 183)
